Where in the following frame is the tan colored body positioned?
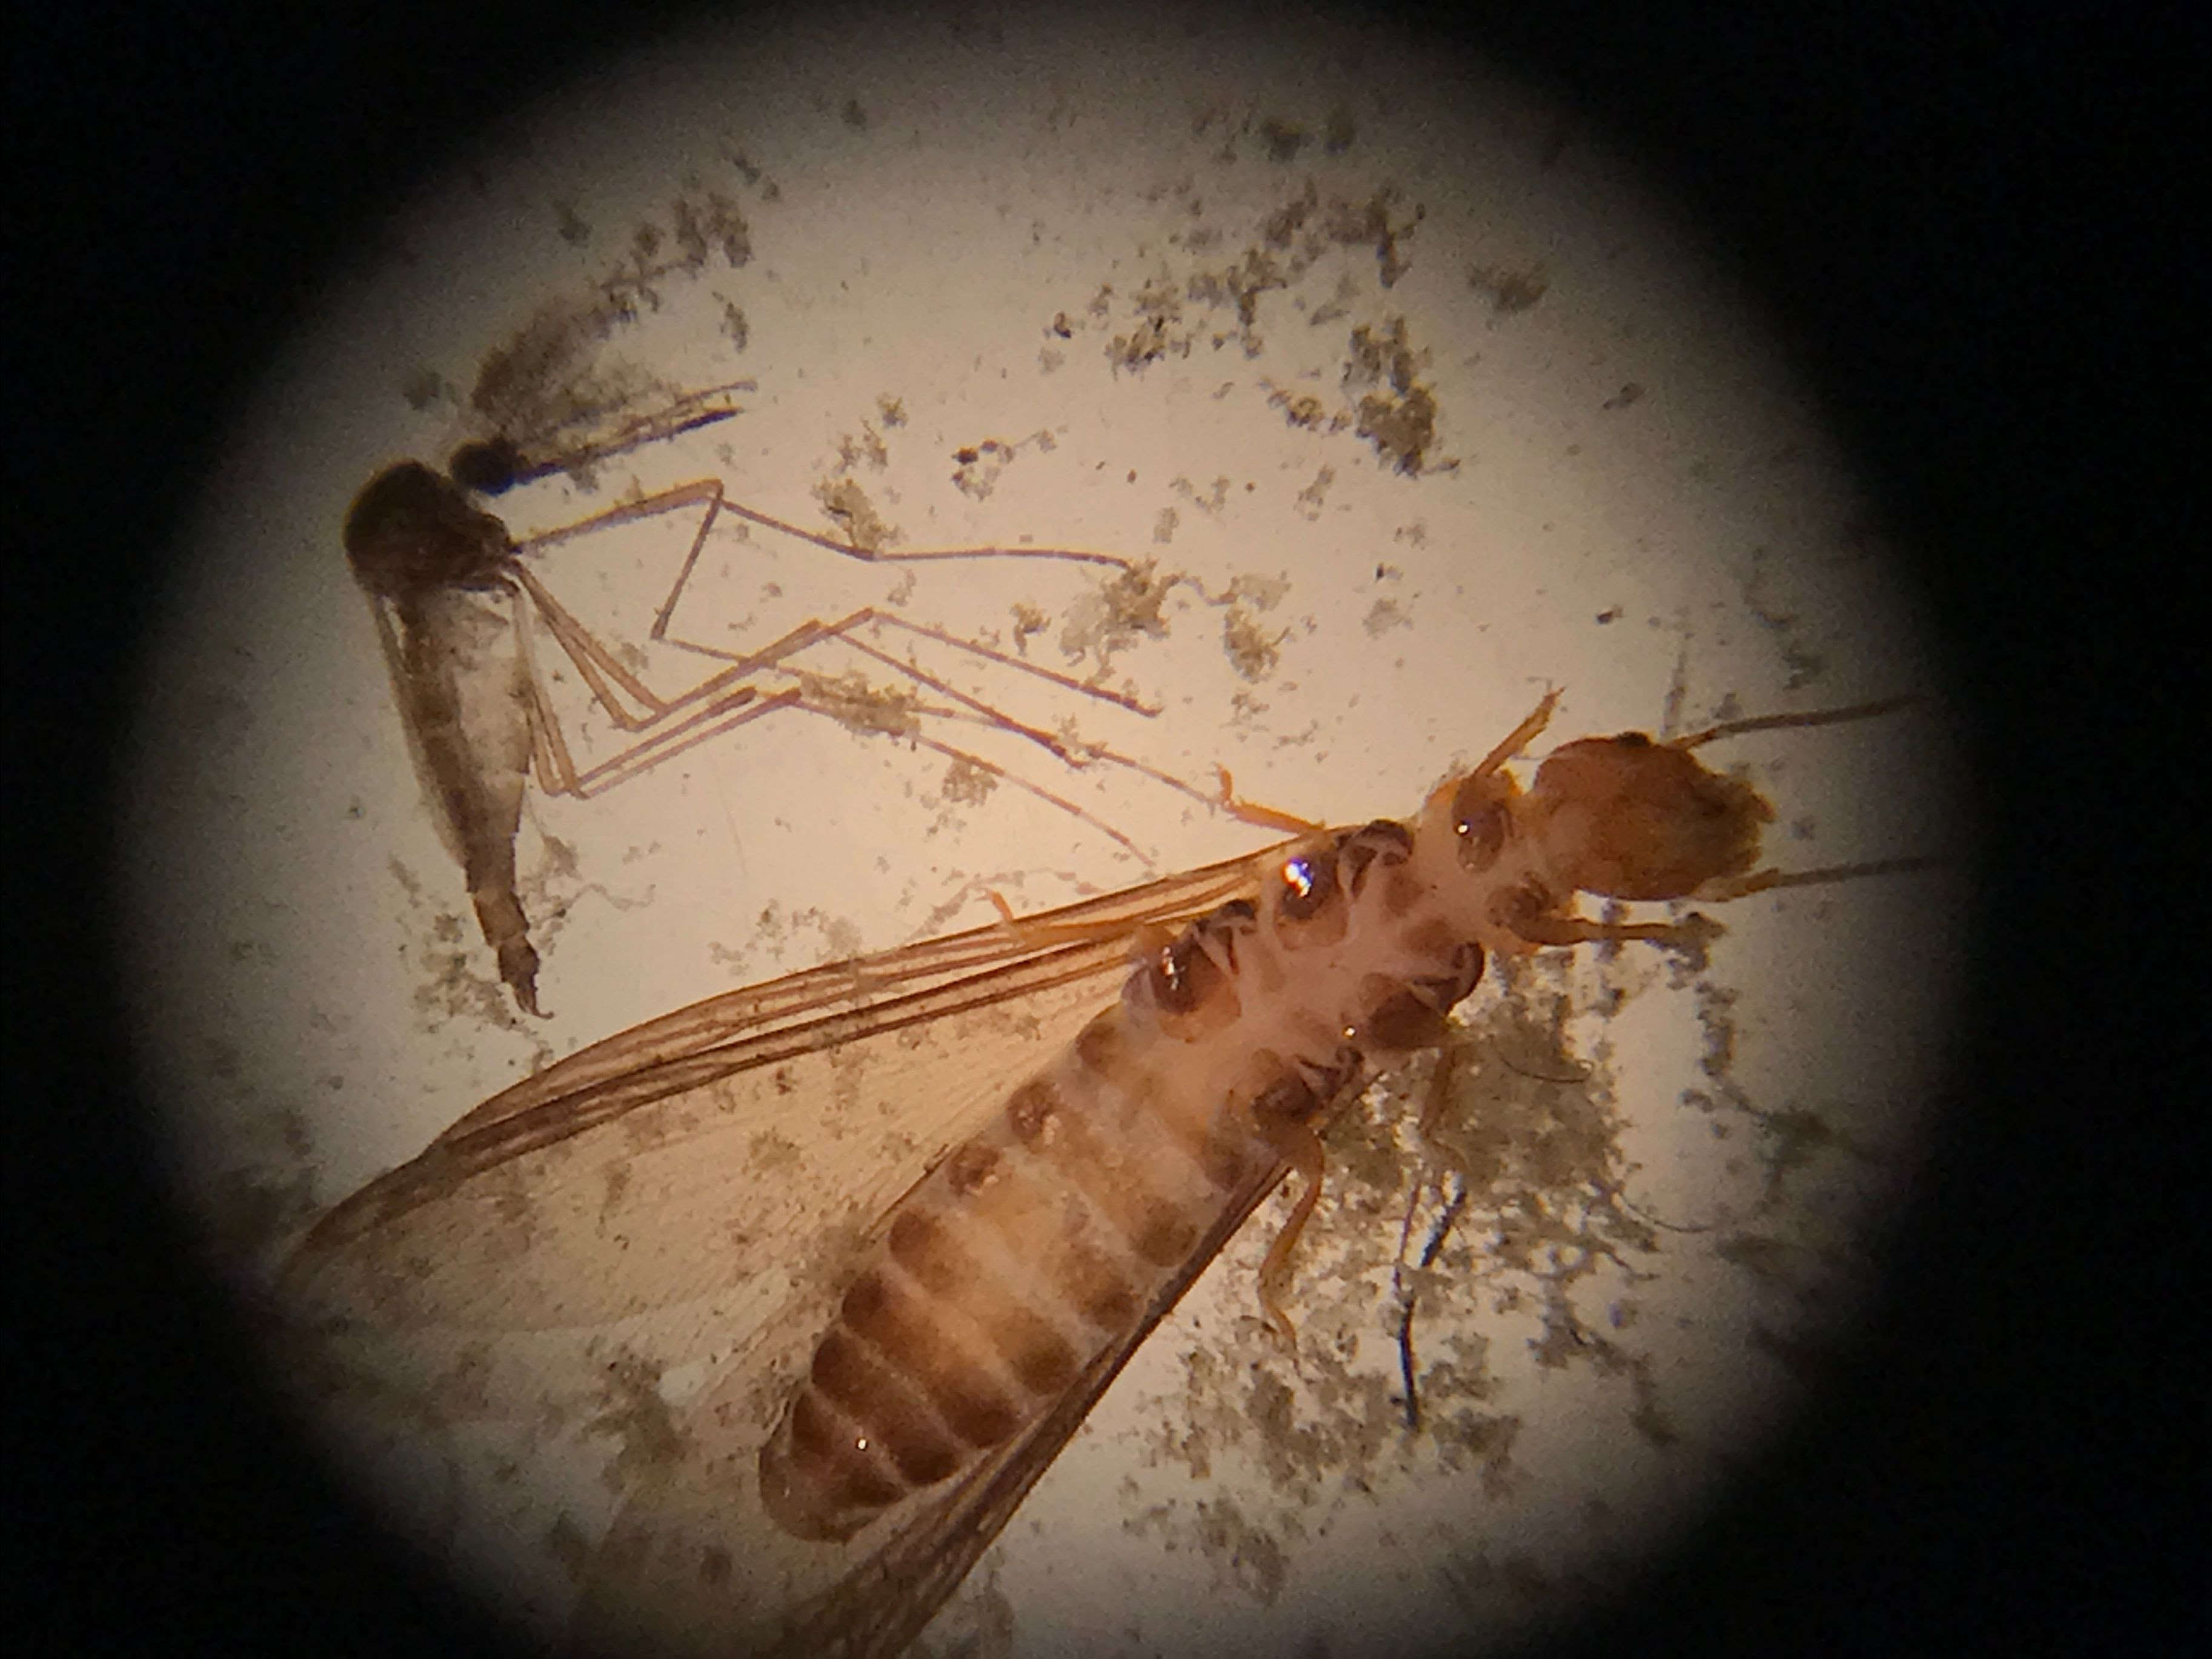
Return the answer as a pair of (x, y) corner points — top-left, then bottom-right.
(756, 691), (1860, 1541)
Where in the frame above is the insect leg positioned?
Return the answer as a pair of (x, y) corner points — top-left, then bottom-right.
(1212, 765), (1326, 834)
(556, 688), (801, 797)
(507, 562), (688, 729)
(669, 605), (1260, 827)
(1252, 1117), (1329, 1342)
(777, 704), (1151, 859)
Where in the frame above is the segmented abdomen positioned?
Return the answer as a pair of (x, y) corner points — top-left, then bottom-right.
(757, 819), (1484, 1541)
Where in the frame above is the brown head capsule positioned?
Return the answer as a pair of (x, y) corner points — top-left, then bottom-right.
(1530, 734), (1774, 900)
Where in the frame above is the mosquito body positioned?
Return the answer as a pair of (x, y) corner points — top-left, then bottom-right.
(345, 390), (747, 1015)
(284, 693), (1929, 1658)
(347, 386), (1236, 1016)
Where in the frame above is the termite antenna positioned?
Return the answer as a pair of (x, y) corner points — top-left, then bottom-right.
(1673, 695), (1917, 750)
(1469, 688), (1562, 780)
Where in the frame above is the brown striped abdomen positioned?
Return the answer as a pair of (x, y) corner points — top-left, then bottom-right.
(756, 1004), (1278, 1542)
(759, 820), (1489, 1542)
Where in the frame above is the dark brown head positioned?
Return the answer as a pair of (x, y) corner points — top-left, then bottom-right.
(342, 461), (516, 599)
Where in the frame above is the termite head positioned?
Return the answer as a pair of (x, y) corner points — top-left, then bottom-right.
(1528, 733), (1775, 900)
(343, 461), (516, 597)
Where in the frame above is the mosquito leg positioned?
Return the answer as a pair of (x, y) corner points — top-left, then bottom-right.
(508, 564), (674, 730)
(663, 606), (1237, 822)
(562, 687), (795, 797)
(792, 713), (1148, 860)
(848, 613), (1161, 716)
(508, 584), (586, 796)
(694, 499), (1137, 573)
(644, 495), (1138, 651)
(514, 477), (732, 559)
(505, 480), (745, 733)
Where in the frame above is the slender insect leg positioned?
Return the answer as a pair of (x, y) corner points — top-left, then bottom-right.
(597, 478), (1289, 826)
(508, 564), (691, 728)
(559, 688), (800, 797)
(510, 602), (1191, 852)
(644, 491), (1137, 653)
(779, 708), (1150, 859)
(504, 477), (1270, 842)
(1211, 766), (1326, 835)
(670, 605), (1249, 822)
(508, 584), (586, 795)
(516, 477), (732, 564)
(507, 481), (759, 744)
(1252, 1115), (1330, 1341)
(503, 567), (771, 797)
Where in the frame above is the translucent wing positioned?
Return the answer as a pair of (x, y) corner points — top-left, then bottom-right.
(571, 1140), (1292, 1659)
(282, 850), (1274, 1331)
(277, 849), (1290, 1654)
